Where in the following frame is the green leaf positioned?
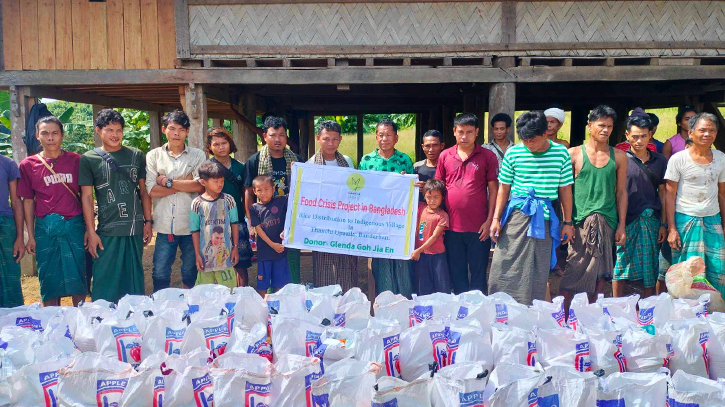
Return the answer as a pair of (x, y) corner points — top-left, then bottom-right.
(0, 91), (9, 112)
(58, 106), (74, 123)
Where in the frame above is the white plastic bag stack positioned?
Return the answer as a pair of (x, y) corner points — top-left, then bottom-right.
(581, 322), (627, 375)
(599, 294), (640, 326)
(673, 293), (710, 319)
(271, 312), (327, 359)
(595, 370), (668, 406)
(446, 319), (492, 369)
(313, 326), (357, 369)
(535, 366), (598, 407)
(212, 352), (274, 407)
(491, 322), (538, 367)
(532, 296), (568, 329)
(307, 285), (343, 323)
(399, 321), (448, 381)
(119, 351), (167, 407)
(667, 369), (725, 407)
(311, 358), (380, 407)
(371, 376), (433, 407)
(536, 326), (592, 372)
(567, 293), (603, 331)
(163, 366), (215, 407)
(227, 323), (273, 362)
(141, 310), (187, 357)
(430, 362), (490, 407)
(272, 353), (324, 407)
(620, 327), (673, 373)
(356, 318), (403, 378)
(411, 293), (460, 326)
(0, 326), (42, 376)
(707, 312), (725, 380)
(485, 362), (545, 407)
(56, 352), (136, 407)
(4, 357), (72, 406)
(373, 291), (414, 332)
(636, 293), (673, 335)
(231, 286), (268, 331)
(95, 315), (146, 367)
(334, 287), (371, 330)
(663, 318), (712, 377)
(181, 314), (232, 358)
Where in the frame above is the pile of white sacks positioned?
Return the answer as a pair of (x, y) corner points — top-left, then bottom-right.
(1, 283), (725, 406)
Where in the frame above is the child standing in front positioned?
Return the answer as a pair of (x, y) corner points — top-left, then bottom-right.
(190, 161), (239, 289)
(411, 179), (451, 295)
(251, 175), (290, 296)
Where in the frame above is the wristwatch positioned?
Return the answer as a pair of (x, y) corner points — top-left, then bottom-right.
(164, 178), (173, 188)
(562, 221), (573, 226)
(661, 222), (668, 229)
(144, 219), (154, 225)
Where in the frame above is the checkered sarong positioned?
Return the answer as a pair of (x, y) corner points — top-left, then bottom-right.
(613, 209), (660, 288)
(312, 252), (359, 293)
(672, 212), (725, 299)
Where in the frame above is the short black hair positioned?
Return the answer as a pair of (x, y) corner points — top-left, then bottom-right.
(252, 174), (273, 188)
(95, 109), (125, 130)
(162, 110), (190, 129)
(263, 116), (288, 134)
(424, 179), (446, 198)
(647, 113), (660, 127)
(317, 120), (342, 135)
(212, 225), (224, 235)
(516, 111), (548, 140)
(454, 113), (478, 129)
(198, 160), (225, 181)
(588, 105), (617, 123)
(206, 128), (237, 155)
(676, 104), (697, 124)
(422, 129), (444, 144)
(376, 118), (398, 134)
(490, 113), (512, 128)
(626, 115), (653, 132)
(36, 115), (64, 135)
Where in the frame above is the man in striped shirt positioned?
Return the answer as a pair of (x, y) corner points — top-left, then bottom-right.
(488, 111), (575, 305)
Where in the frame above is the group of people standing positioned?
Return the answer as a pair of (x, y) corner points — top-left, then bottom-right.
(0, 103), (722, 310)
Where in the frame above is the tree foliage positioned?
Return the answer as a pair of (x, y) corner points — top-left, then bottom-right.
(314, 113), (415, 134)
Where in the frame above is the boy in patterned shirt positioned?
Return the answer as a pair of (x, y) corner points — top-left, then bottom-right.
(190, 161), (239, 289)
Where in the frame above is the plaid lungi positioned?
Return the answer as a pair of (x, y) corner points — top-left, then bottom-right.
(672, 212), (725, 299)
(312, 252), (358, 293)
(613, 209), (660, 288)
(0, 216), (23, 307)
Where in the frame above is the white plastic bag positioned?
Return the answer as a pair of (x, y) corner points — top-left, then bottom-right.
(355, 318), (403, 378)
(151, 287), (188, 303)
(582, 324), (627, 375)
(485, 362), (545, 407)
(399, 321), (448, 381)
(707, 312), (725, 380)
(446, 319), (492, 369)
(56, 352), (135, 407)
(667, 369), (725, 407)
(212, 352), (274, 407)
(116, 295), (154, 319)
(119, 351), (167, 407)
(535, 366), (598, 407)
(95, 316), (146, 367)
(373, 291), (414, 331)
(5, 357), (72, 406)
(310, 359), (380, 407)
(163, 366), (215, 407)
(637, 293), (673, 335)
(0, 326), (41, 375)
(567, 293), (603, 331)
(532, 296), (568, 329)
(491, 323), (538, 367)
(599, 294), (639, 325)
(313, 327), (357, 369)
(596, 370), (668, 407)
(673, 293), (710, 319)
(227, 323), (273, 362)
(271, 313), (326, 359)
(181, 315), (232, 358)
(142, 314), (188, 357)
(371, 376), (433, 407)
(411, 293), (460, 325)
(664, 318), (711, 377)
(536, 326), (592, 372)
(620, 327), (673, 373)
(431, 362), (490, 407)
(231, 286), (268, 331)
(272, 354), (324, 407)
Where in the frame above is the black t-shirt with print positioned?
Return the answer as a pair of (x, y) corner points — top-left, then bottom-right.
(250, 196), (288, 261)
(243, 151), (301, 197)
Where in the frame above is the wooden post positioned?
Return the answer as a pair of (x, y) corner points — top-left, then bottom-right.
(612, 104), (630, 146)
(307, 113), (315, 159)
(356, 114), (364, 166)
(703, 101), (725, 152)
(91, 105), (104, 147)
(9, 86), (30, 164)
(299, 115), (309, 162)
(570, 105), (588, 147)
(488, 83), (516, 144)
(239, 92), (257, 161)
(184, 83), (207, 150)
(149, 111), (162, 149)
(210, 118), (222, 129)
(287, 113), (300, 155)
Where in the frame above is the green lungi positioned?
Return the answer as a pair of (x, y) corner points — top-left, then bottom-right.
(613, 209), (660, 288)
(288, 248), (301, 284)
(371, 258), (412, 298)
(35, 214), (88, 302)
(0, 216), (23, 307)
(672, 212), (725, 299)
(92, 234), (145, 303)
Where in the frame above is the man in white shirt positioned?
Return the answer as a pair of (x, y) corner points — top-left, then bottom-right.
(664, 112), (725, 299)
(146, 110), (206, 291)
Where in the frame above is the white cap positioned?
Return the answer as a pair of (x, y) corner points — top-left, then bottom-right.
(544, 108), (565, 124)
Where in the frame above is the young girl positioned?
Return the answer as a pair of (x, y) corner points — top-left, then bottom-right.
(411, 179), (451, 295)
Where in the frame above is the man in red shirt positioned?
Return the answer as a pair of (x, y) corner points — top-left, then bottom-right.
(435, 113), (499, 294)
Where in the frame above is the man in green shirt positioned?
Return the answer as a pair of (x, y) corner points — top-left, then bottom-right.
(359, 118), (414, 298)
(80, 109), (153, 302)
(489, 111), (574, 305)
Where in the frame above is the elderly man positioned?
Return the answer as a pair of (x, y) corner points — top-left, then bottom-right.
(307, 120), (358, 292)
(560, 105), (628, 305)
(665, 112), (725, 299)
(359, 118), (415, 297)
(544, 107), (570, 148)
(488, 111), (574, 304)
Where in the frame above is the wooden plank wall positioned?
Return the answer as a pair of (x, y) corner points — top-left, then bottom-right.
(2, 0), (176, 70)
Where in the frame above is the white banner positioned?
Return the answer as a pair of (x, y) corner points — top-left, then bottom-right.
(282, 162), (418, 259)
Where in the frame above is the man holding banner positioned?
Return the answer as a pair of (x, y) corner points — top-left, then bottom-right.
(307, 120), (359, 292)
(359, 118), (415, 297)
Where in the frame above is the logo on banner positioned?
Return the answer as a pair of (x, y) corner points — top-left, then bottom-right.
(304, 370), (324, 407)
(305, 331), (322, 357)
(311, 393), (331, 407)
(457, 306), (469, 320)
(527, 341), (537, 367)
(495, 304), (508, 324)
(203, 323), (230, 357)
(16, 316), (43, 332)
(165, 327), (186, 355)
(552, 308), (566, 328)
(247, 337), (273, 362)
(245, 381), (271, 407)
(225, 302), (236, 332)
(596, 400), (625, 407)
(430, 329), (448, 368)
(383, 334), (401, 378)
(459, 391), (484, 407)
(527, 389), (538, 407)
(96, 379), (128, 407)
(192, 374), (214, 407)
(346, 173), (365, 191)
(613, 334), (627, 372)
(372, 400), (399, 407)
(333, 313), (346, 327)
(538, 394), (560, 407)
(568, 309), (578, 331)
(111, 325), (142, 365)
(575, 342), (592, 372)
(153, 376), (164, 407)
(700, 332), (710, 377)
(39, 371), (59, 407)
(447, 331), (461, 366)
(638, 307), (655, 334)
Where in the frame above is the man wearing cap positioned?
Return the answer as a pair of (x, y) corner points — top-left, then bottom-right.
(544, 108), (570, 148)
